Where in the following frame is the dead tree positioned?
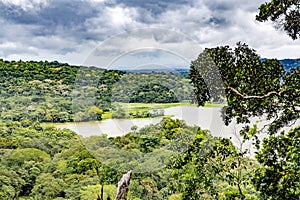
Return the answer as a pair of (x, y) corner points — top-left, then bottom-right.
(114, 170), (132, 200)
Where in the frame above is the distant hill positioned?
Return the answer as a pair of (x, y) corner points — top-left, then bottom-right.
(123, 68), (189, 75)
(123, 58), (300, 75)
(279, 58), (300, 71)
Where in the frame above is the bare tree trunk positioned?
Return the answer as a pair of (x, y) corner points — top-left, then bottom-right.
(115, 171), (132, 200)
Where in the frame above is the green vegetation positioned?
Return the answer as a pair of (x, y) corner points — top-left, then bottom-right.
(256, 0), (299, 40)
(1, 39), (299, 199)
(111, 72), (193, 103)
(190, 42), (299, 135)
(253, 126), (300, 199)
(169, 133), (259, 199)
(0, 59), (193, 123)
(0, 59), (125, 123)
(0, 10), (299, 197)
(112, 103), (165, 119)
(111, 102), (181, 119)
(190, 42), (300, 199)
(0, 117), (261, 199)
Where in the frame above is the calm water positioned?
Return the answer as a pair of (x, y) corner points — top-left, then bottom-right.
(55, 106), (227, 137)
(54, 106), (263, 140)
(54, 105), (299, 156)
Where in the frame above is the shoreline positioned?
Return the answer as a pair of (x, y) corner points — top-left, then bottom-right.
(43, 101), (225, 125)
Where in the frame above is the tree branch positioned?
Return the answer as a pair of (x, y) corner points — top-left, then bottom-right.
(226, 86), (284, 99)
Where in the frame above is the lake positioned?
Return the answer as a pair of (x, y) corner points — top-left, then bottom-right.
(55, 106), (228, 137)
(55, 105), (300, 156)
(55, 106), (271, 147)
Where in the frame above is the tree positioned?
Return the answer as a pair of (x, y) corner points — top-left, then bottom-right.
(8, 148), (51, 168)
(253, 126), (300, 199)
(30, 173), (67, 199)
(80, 184), (117, 200)
(256, 0), (300, 40)
(0, 166), (25, 199)
(131, 125), (138, 132)
(189, 43), (300, 198)
(87, 106), (103, 120)
(112, 106), (126, 119)
(190, 42), (299, 136)
(168, 129), (258, 199)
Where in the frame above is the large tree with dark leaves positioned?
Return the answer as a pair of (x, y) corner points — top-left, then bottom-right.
(189, 42), (300, 198)
(256, 0), (300, 40)
(190, 42), (299, 136)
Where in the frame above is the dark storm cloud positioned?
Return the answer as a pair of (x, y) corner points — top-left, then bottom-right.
(0, 0), (100, 39)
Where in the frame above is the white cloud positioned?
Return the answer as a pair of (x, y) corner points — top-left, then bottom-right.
(0, 0), (299, 66)
(107, 6), (139, 27)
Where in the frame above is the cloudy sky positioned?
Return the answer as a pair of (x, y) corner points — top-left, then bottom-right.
(0, 0), (299, 68)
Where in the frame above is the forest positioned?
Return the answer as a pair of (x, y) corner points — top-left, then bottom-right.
(0, 59), (192, 123)
(0, 117), (261, 199)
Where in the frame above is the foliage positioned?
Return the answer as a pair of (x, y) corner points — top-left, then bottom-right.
(112, 103), (165, 119)
(0, 118), (198, 199)
(256, 0), (300, 40)
(80, 184), (117, 200)
(253, 126), (300, 199)
(111, 72), (193, 103)
(0, 59), (192, 123)
(0, 121), (100, 199)
(0, 115), (276, 199)
(2, 50), (299, 199)
(129, 83), (179, 103)
(190, 42), (299, 135)
(168, 129), (259, 199)
(30, 173), (67, 199)
(0, 59), (124, 122)
(83, 117), (199, 199)
(189, 43), (300, 199)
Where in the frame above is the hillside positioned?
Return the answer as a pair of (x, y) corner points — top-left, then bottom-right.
(0, 59), (193, 123)
(279, 58), (300, 71)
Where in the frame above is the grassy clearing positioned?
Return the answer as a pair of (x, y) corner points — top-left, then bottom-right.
(117, 102), (181, 109)
(114, 102), (225, 109)
(111, 101), (225, 118)
(204, 102), (226, 108)
(102, 112), (112, 120)
(108, 101), (226, 120)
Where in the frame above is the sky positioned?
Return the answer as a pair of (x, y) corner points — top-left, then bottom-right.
(0, 0), (299, 69)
